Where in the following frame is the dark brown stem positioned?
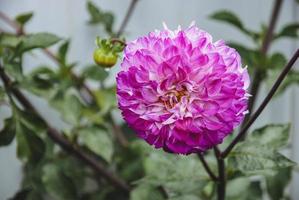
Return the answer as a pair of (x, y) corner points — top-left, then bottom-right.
(110, 38), (127, 46)
(260, 0), (283, 54)
(197, 153), (218, 181)
(0, 65), (131, 192)
(222, 49), (299, 158)
(241, 0), (283, 131)
(214, 147), (225, 200)
(116, 0), (139, 37)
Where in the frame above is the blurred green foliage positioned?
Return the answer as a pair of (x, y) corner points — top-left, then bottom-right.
(0, 1), (298, 200)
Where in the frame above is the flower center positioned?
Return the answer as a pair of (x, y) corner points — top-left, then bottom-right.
(160, 85), (189, 109)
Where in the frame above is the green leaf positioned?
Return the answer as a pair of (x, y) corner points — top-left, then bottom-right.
(8, 188), (32, 200)
(267, 52), (287, 70)
(22, 67), (58, 97)
(248, 124), (290, 149)
(0, 87), (5, 100)
(266, 167), (292, 200)
(228, 142), (295, 176)
(93, 88), (117, 116)
(79, 126), (113, 162)
(42, 163), (77, 200)
(273, 70), (299, 96)
(4, 61), (23, 81)
(18, 33), (60, 53)
(86, 1), (114, 33)
(210, 10), (255, 37)
(275, 23), (299, 39)
(0, 118), (16, 146)
(0, 33), (22, 48)
(142, 151), (209, 198)
(16, 121), (45, 163)
(82, 65), (109, 81)
(168, 195), (200, 200)
(102, 12), (114, 33)
(130, 184), (165, 200)
(210, 10), (243, 30)
(57, 40), (70, 65)
(226, 178), (262, 200)
(87, 1), (102, 24)
(51, 94), (84, 125)
(15, 12), (34, 26)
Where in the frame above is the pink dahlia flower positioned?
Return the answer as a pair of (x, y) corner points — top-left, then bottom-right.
(116, 23), (250, 154)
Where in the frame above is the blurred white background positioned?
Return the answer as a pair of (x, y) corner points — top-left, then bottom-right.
(0, 0), (299, 199)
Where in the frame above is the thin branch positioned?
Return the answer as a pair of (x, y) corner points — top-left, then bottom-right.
(47, 127), (130, 192)
(197, 153), (218, 181)
(260, 0), (283, 54)
(222, 49), (299, 158)
(214, 147), (226, 200)
(241, 0), (283, 130)
(116, 0), (139, 37)
(0, 11), (22, 34)
(0, 65), (131, 192)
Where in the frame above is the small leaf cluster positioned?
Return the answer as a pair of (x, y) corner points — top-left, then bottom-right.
(87, 1), (115, 36)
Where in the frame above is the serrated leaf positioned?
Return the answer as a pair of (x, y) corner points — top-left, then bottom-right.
(248, 124), (290, 149)
(0, 118), (16, 146)
(82, 65), (109, 81)
(19, 33), (60, 53)
(79, 126), (113, 162)
(228, 142), (295, 176)
(266, 167), (291, 200)
(130, 184), (165, 200)
(275, 23), (299, 39)
(42, 163), (77, 200)
(142, 151), (209, 198)
(15, 12), (33, 26)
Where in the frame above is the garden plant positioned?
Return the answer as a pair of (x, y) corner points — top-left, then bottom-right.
(0, 0), (299, 199)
